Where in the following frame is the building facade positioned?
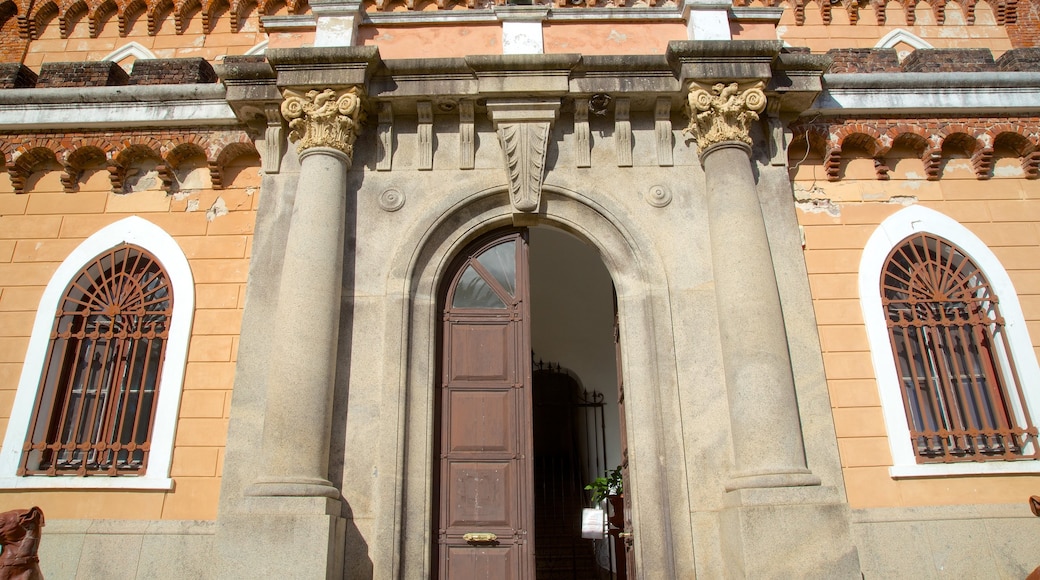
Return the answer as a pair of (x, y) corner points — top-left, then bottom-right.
(0, 0), (1039, 577)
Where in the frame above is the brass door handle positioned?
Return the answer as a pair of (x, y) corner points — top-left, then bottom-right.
(463, 532), (498, 544)
(618, 532), (632, 538)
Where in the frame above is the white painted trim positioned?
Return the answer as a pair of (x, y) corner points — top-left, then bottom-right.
(875, 28), (934, 50)
(244, 40), (269, 56)
(0, 217), (194, 491)
(102, 42), (157, 63)
(859, 205), (1040, 477)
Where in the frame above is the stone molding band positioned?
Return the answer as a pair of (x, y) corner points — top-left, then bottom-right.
(281, 86), (365, 158)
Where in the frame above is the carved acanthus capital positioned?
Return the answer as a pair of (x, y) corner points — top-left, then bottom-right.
(281, 87), (364, 158)
(683, 80), (767, 152)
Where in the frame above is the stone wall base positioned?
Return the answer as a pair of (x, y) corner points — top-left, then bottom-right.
(37, 519), (216, 579)
(214, 496), (346, 579)
(851, 503), (1040, 578)
(721, 486), (862, 579)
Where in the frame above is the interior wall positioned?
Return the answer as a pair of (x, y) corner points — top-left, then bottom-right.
(528, 226), (621, 483)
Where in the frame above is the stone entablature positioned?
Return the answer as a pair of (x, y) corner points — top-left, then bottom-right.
(791, 116), (1040, 181)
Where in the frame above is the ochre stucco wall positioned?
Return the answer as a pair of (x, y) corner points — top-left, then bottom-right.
(0, 154), (260, 520)
(794, 150), (1040, 508)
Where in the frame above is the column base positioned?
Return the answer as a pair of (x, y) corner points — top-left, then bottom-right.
(215, 504), (346, 579)
(725, 467), (821, 491)
(721, 486), (862, 579)
(246, 476), (341, 499)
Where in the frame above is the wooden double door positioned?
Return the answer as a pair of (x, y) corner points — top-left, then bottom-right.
(438, 230), (534, 579)
(437, 228), (632, 579)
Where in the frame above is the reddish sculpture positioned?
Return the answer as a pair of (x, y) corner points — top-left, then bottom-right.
(0, 507), (44, 580)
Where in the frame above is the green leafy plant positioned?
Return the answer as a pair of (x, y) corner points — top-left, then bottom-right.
(585, 465), (623, 504)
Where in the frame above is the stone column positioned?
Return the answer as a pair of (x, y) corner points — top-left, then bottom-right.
(247, 87), (363, 499)
(686, 81), (820, 490)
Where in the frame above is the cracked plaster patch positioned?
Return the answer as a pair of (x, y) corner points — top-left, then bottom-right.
(206, 196), (228, 221)
(795, 198), (841, 217)
(888, 196), (918, 206)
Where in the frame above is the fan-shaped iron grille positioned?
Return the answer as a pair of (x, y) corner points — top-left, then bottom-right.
(882, 233), (1038, 463)
(21, 244), (172, 476)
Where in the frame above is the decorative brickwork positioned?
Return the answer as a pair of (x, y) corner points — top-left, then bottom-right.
(900, 49), (998, 72)
(0, 63), (35, 88)
(1008, 0), (1040, 47)
(997, 46), (1040, 68)
(9, 0), (306, 40)
(35, 61), (129, 88)
(733, 0), (1016, 26)
(826, 49), (901, 73)
(129, 58), (217, 85)
(0, 129), (257, 194)
(789, 117), (1040, 181)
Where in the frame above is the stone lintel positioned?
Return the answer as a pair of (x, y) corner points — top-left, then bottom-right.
(571, 55), (680, 95)
(767, 52), (830, 117)
(667, 40), (782, 85)
(467, 53), (580, 95)
(267, 46), (382, 89)
(486, 98), (561, 125)
(219, 57), (280, 125)
(494, 4), (551, 21)
(310, 0), (362, 16)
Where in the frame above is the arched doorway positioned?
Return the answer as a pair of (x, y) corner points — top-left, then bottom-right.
(435, 226), (626, 579)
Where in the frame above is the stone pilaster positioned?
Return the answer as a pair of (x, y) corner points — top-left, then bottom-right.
(685, 80), (820, 491)
(246, 86), (363, 500)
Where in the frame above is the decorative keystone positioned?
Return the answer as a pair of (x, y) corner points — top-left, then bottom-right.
(487, 99), (560, 214)
(683, 80), (767, 152)
(281, 87), (364, 158)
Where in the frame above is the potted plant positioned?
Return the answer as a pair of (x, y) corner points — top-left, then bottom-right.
(585, 465), (623, 505)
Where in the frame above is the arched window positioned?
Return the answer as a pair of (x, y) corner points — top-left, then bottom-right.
(882, 233), (1038, 463)
(20, 245), (172, 476)
(861, 206), (1040, 477)
(0, 217), (192, 489)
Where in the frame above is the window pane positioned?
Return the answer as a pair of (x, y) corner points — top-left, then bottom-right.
(452, 265), (506, 309)
(22, 245), (170, 476)
(882, 233), (1038, 463)
(476, 241), (516, 297)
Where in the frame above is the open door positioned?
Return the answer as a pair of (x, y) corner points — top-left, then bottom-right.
(612, 292), (635, 579)
(437, 230), (534, 580)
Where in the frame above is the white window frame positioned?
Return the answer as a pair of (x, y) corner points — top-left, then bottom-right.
(0, 217), (193, 489)
(860, 205), (1040, 478)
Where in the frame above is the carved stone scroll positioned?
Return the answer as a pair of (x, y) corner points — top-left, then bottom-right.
(655, 97), (673, 167)
(683, 80), (767, 153)
(615, 98), (632, 168)
(264, 103), (285, 174)
(459, 100), (475, 170)
(377, 101), (393, 171)
(766, 99), (786, 167)
(487, 99), (560, 214)
(280, 87), (364, 159)
(418, 101), (433, 171)
(574, 99), (591, 168)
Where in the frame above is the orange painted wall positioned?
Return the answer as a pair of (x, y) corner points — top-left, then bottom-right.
(0, 155), (260, 520)
(794, 153), (1040, 508)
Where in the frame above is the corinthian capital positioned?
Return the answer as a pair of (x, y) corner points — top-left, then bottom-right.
(683, 81), (767, 152)
(281, 87), (364, 158)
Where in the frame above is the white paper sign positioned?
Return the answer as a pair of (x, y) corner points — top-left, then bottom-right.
(581, 508), (606, 539)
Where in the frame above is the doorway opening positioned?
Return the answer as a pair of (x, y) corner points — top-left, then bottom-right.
(434, 226), (626, 579)
(529, 227), (624, 579)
